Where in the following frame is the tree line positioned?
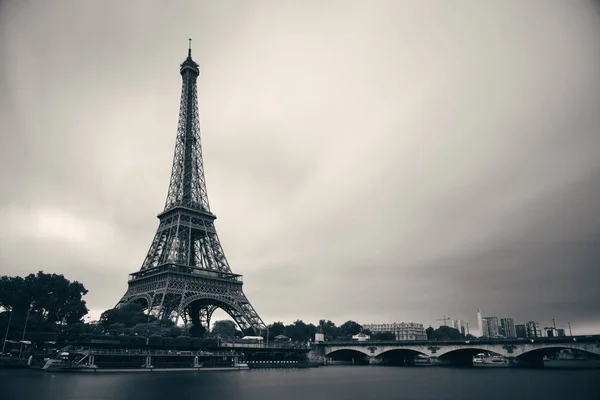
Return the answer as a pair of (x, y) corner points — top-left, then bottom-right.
(1, 272), (469, 347)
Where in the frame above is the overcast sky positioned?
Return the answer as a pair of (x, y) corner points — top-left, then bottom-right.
(1, 1), (599, 335)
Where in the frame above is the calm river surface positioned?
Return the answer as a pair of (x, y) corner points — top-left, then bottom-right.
(2, 366), (599, 400)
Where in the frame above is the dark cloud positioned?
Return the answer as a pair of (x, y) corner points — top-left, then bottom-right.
(1, 0), (599, 334)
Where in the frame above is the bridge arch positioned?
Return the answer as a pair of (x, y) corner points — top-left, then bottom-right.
(325, 347), (370, 357)
(325, 348), (371, 364)
(378, 348), (430, 366)
(434, 345), (514, 360)
(378, 348), (429, 357)
(517, 344), (600, 360)
(436, 346), (507, 366)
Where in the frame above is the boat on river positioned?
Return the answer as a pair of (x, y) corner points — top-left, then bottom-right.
(472, 353), (509, 367)
(42, 352), (98, 372)
(41, 348), (250, 373)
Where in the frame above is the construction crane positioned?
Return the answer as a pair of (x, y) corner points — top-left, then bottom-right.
(436, 316), (451, 327)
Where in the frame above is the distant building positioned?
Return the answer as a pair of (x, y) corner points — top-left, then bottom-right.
(452, 319), (465, 334)
(544, 327), (561, 337)
(515, 324), (527, 338)
(525, 321), (542, 338)
(460, 326), (466, 336)
(481, 318), (489, 337)
(500, 318), (517, 338)
(477, 308), (483, 337)
(481, 317), (500, 338)
(556, 328), (566, 337)
(362, 322), (427, 341)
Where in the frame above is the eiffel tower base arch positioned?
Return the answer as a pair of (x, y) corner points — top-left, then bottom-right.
(117, 267), (264, 336)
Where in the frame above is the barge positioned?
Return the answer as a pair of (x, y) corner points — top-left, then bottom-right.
(41, 347), (249, 373)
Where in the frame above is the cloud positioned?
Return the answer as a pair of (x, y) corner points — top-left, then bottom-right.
(1, 0), (599, 334)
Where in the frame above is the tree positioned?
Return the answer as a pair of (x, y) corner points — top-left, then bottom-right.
(339, 320), (362, 337)
(318, 319), (340, 339)
(0, 272), (89, 335)
(148, 334), (163, 345)
(430, 326), (464, 341)
(173, 335), (192, 347)
(267, 322), (285, 338)
(426, 326), (434, 340)
(99, 303), (154, 329)
(189, 324), (206, 338)
(130, 322), (171, 337)
(168, 326), (183, 338)
(211, 320), (240, 338)
(283, 320), (317, 342)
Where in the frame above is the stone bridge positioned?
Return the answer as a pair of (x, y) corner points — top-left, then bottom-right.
(309, 335), (600, 367)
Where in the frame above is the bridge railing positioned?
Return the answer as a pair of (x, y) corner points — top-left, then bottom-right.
(220, 340), (310, 350)
(321, 335), (600, 346)
(67, 347), (244, 357)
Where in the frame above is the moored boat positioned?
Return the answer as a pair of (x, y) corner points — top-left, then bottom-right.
(42, 352), (98, 372)
(472, 353), (509, 367)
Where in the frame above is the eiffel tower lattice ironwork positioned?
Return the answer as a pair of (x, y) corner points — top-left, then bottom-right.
(116, 41), (266, 335)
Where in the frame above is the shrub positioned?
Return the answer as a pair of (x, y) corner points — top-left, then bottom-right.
(119, 335), (132, 345)
(148, 335), (162, 346)
(130, 335), (147, 345)
(173, 335), (192, 347)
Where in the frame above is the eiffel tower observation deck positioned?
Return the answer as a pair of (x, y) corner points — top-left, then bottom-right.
(117, 40), (266, 335)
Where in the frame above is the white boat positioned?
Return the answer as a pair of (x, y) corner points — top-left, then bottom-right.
(473, 354), (508, 367)
(414, 355), (432, 366)
(42, 351), (97, 372)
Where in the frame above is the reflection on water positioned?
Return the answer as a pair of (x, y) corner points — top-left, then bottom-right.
(1, 366), (600, 400)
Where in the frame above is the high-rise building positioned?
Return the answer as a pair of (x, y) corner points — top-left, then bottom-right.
(485, 317), (500, 337)
(362, 322), (427, 341)
(515, 324), (527, 338)
(479, 316), (501, 338)
(525, 321), (542, 338)
(477, 308), (483, 337)
(460, 326), (466, 336)
(500, 318), (517, 338)
(452, 319), (464, 333)
(481, 318), (489, 337)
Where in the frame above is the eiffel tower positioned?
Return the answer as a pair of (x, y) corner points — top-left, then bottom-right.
(117, 41), (266, 335)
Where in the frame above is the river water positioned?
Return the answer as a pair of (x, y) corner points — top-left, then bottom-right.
(1, 366), (599, 400)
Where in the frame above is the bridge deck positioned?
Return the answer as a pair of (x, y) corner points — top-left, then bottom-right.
(319, 335), (600, 347)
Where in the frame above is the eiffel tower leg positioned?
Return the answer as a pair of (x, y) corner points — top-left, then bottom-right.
(181, 294), (264, 336)
(184, 303), (216, 332)
(148, 292), (157, 316)
(174, 283), (189, 326)
(156, 286), (168, 319)
(205, 305), (217, 329)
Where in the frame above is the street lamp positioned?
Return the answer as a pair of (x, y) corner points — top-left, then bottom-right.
(266, 326), (269, 348)
(2, 307), (13, 355)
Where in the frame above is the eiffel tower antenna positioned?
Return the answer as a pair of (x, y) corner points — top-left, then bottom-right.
(116, 42), (265, 335)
